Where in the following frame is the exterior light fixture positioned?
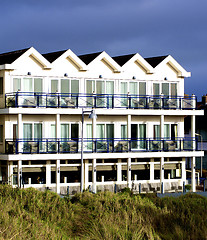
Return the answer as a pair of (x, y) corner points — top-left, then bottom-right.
(64, 73), (68, 77)
(132, 76), (136, 79)
(99, 75), (102, 78)
(27, 72), (31, 75)
(164, 77), (168, 80)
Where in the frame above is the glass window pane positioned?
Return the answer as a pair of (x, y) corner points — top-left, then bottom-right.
(71, 124), (79, 139)
(164, 124), (170, 138)
(51, 80), (58, 93)
(0, 78), (3, 94)
(61, 79), (69, 94)
(86, 124), (92, 138)
(139, 82), (146, 96)
(34, 78), (43, 92)
(23, 78), (33, 92)
(153, 83), (159, 96)
(71, 80), (79, 93)
(0, 125), (3, 142)
(154, 125), (160, 139)
(139, 124), (146, 138)
(51, 124), (56, 138)
(121, 125), (127, 139)
(171, 83), (177, 96)
(86, 80), (95, 94)
(129, 82), (137, 95)
(96, 124), (105, 138)
(162, 83), (169, 96)
(13, 78), (21, 92)
(61, 124), (69, 138)
(96, 81), (105, 94)
(23, 124), (32, 139)
(106, 124), (114, 139)
(121, 82), (127, 94)
(34, 123), (42, 139)
(106, 81), (114, 94)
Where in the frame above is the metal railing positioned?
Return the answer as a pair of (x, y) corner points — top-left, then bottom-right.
(5, 137), (197, 154)
(5, 92), (197, 110)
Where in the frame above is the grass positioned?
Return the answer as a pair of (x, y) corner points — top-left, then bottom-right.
(0, 185), (206, 239)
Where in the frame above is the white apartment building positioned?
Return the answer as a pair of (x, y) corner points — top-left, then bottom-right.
(0, 47), (204, 194)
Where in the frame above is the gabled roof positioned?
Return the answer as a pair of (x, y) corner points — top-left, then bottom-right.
(78, 52), (103, 65)
(145, 55), (169, 68)
(43, 50), (67, 63)
(0, 48), (30, 65)
(112, 54), (135, 66)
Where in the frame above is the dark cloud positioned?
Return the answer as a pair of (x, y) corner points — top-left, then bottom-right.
(0, 0), (207, 99)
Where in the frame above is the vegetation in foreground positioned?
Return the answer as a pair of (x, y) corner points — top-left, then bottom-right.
(0, 185), (206, 240)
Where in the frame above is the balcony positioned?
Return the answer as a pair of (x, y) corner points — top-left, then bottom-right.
(5, 92), (196, 110)
(5, 137), (197, 154)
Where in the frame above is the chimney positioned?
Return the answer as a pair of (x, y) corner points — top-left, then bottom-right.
(202, 94), (207, 105)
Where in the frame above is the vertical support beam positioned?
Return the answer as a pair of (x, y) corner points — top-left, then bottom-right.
(181, 157), (186, 183)
(160, 157), (164, 193)
(127, 115), (131, 139)
(18, 113), (23, 153)
(56, 114), (60, 152)
(85, 159), (89, 189)
(92, 158), (96, 193)
(191, 115), (196, 192)
(127, 158), (131, 189)
(160, 114), (164, 139)
(56, 159), (60, 194)
(117, 159), (122, 182)
(46, 160), (51, 188)
(18, 160), (22, 188)
(150, 158), (154, 181)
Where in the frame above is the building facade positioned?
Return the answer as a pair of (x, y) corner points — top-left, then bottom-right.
(0, 47), (204, 194)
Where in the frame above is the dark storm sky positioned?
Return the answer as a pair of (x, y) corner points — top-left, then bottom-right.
(1, 0), (207, 99)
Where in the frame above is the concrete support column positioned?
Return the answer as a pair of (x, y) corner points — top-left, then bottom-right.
(117, 159), (122, 182)
(191, 115), (196, 192)
(160, 157), (164, 193)
(181, 157), (186, 182)
(56, 114), (60, 152)
(92, 158), (96, 193)
(18, 160), (22, 188)
(150, 159), (154, 181)
(56, 159), (60, 194)
(17, 113), (23, 153)
(46, 160), (51, 188)
(127, 115), (131, 139)
(127, 158), (131, 189)
(85, 159), (89, 189)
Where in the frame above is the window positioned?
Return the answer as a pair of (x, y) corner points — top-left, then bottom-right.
(60, 123), (79, 139)
(131, 124), (146, 149)
(0, 77), (3, 94)
(0, 125), (3, 142)
(121, 125), (127, 139)
(153, 82), (177, 96)
(51, 79), (79, 93)
(13, 77), (43, 92)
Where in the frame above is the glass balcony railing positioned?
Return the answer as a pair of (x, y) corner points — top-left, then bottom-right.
(5, 137), (197, 154)
(5, 92), (197, 110)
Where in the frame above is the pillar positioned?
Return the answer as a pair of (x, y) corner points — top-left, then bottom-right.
(150, 159), (154, 181)
(56, 114), (60, 152)
(92, 158), (96, 193)
(127, 115), (131, 139)
(191, 115), (196, 192)
(160, 157), (164, 193)
(85, 159), (89, 189)
(17, 113), (23, 153)
(18, 160), (22, 188)
(181, 157), (186, 182)
(46, 160), (51, 188)
(127, 158), (131, 188)
(117, 159), (122, 182)
(56, 159), (60, 194)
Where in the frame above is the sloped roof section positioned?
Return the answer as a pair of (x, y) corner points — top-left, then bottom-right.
(78, 52), (103, 65)
(43, 50), (67, 63)
(112, 54), (135, 66)
(0, 48), (30, 65)
(145, 55), (169, 68)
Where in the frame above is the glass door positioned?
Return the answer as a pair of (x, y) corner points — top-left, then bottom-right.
(121, 82), (127, 107)
(139, 124), (146, 149)
(106, 81), (114, 108)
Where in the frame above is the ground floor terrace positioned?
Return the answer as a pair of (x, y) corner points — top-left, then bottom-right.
(0, 152), (202, 194)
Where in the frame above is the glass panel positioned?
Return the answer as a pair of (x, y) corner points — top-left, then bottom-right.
(129, 82), (137, 95)
(121, 125), (127, 139)
(121, 82), (127, 94)
(51, 80), (58, 93)
(164, 124), (170, 138)
(0, 78), (3, 94)
(96, 124), (105, 138)
(96, 81), (105, 107)
(131, 124), (138, 148)
(23, 124), (32, 139)
(50, 124), (56, 138)
(71, 80), (79, 93)
(106, 124), (114, 139)
(34, 123), (42, 139)
(106, 81), (114, 94)
(162, 83), (169, 96)
(86, 124), (92, 138)
(23, 78), (33, 92)
(139, 82), (146, 96)
(71, 124), (79, 139)
(171, 124), (178, 139)
(61, 124), (69, 138)
(171, 83), (177, 96)
(0, 125), (3, 142)
(86, 80), (95, 94)
(153, 83), (159, 96)
(61, 79), (69, 94)
(139, 124), (146, 149)
(13, 78), (21, 92)
(154, 125), (160, 139)
(34, 78), (43, 92)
